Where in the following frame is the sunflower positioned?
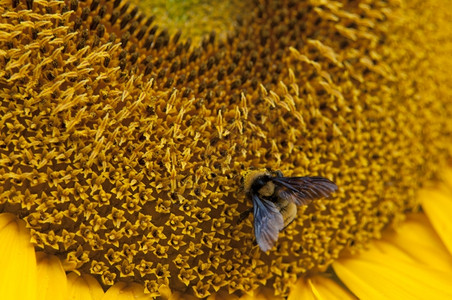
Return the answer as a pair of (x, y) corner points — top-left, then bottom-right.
(1, 0), (452, 299)
(2, 183), (452, 299)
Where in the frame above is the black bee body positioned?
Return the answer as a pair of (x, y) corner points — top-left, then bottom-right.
(249, 174), (275, 199)
(242, 170), (337, 252)
(248, 171), (297, 228)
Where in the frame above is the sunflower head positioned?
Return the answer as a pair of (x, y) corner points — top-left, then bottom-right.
(1, 0), (452, 297)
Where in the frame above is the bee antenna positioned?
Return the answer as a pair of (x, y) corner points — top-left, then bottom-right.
(275, 170), (283, 177)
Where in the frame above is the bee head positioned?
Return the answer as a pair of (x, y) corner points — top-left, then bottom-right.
(243, 169), (275, 197)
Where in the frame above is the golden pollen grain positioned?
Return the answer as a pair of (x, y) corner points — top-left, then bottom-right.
(1, 0), (451, 298)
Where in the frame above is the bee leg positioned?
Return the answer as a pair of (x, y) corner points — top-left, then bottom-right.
(237, 208), (252, 224)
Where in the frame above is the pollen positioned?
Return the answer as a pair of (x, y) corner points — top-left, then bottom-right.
(1, 0), (452, 298)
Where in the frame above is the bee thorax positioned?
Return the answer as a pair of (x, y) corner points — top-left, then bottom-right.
(258, 181), (275, 197)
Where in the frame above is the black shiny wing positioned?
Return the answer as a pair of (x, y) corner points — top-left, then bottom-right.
(272, 176), (337, 206)
(252, 193), (284, 252)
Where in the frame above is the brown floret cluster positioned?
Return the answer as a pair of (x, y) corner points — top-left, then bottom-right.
(1, 0), (452, 297)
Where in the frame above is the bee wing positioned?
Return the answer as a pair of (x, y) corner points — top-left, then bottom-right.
(272, 176), (337, 206)
(252, 194), (284, 252)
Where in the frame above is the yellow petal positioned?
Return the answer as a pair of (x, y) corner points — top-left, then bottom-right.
(288, 276), (356, 300)
(383, 213), (452, 272)
(67, 272), (104, 300)
(439, 167), (452, 194)
(102, 282), (150, 300)
(0, 213), (37, 300)
(420, 186), (452, 255)
(36, 252), (67, 300)
(333, 238), (452, 300)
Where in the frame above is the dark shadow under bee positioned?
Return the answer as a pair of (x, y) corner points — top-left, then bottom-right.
(239, 170), (338, 252)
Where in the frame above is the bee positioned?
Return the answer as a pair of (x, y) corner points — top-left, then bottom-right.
(240, 169), (338, 252)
